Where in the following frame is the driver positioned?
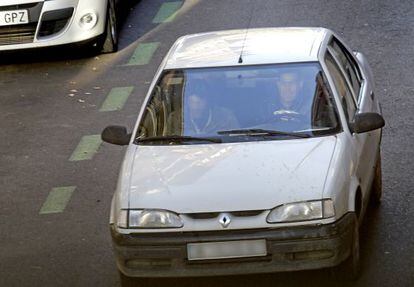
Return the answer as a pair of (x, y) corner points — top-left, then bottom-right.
(272, 71), (305, 119)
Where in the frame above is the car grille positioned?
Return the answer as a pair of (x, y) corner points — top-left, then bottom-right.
(0, 23), (37, 45)
(0, 2), (43, 46)
(185, 210), (264, 219)
(0, 3), (39, 11)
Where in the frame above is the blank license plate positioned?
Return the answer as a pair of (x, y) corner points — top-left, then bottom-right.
(187, 239), (267, 261)
(0, 10), (29, 26)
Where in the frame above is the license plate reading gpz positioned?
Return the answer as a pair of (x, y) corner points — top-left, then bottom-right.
(0, 10), (29, 26)
(187, 239), (267, 261)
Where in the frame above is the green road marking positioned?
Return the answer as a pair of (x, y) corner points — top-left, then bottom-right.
(69, 135), (102, 161)
(126, 42), (160, 66)
(39, 186), (76, 214)
(100, 86), (134, 112)
(153, 1), (182, 23)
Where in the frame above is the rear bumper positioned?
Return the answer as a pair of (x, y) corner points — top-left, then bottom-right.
(111, 213), (356, 278)
(0, 0), (107, 51)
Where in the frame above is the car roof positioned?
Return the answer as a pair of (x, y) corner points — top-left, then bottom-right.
(164, 27), (330, 69)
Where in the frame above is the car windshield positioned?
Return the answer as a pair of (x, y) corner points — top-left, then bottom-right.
(135, 63), (340, 145)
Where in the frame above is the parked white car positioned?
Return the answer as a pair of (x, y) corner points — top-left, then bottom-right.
(102, 27), (385, 285)
(0, 0), (119, 53)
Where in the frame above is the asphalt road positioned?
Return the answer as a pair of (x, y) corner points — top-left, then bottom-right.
(1, 0), (413, 286)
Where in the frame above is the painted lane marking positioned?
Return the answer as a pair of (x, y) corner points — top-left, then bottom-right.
(100, 86), (134, 112)
(126, 42), (160, 66)
(153, 1), (183, 23)
(69, 135), (102, 161)
(39, 186), (76, 214)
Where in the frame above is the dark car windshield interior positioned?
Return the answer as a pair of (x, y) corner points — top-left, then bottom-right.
(135, 63), (340, 145)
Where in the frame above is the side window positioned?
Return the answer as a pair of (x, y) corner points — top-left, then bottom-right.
(325, 52), (357, 123)
(329, 38), (362, 100)
(137, 70), (184, 137)
(310, 72), (339, 130)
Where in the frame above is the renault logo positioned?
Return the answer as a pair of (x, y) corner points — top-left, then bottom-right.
(219, 213), (231, 228)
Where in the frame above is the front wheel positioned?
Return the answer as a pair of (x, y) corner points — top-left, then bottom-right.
(332, 215), (361, 281)
(99, 0), (118, 53)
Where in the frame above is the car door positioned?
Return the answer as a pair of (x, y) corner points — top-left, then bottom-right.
(326, 36), (378, 207)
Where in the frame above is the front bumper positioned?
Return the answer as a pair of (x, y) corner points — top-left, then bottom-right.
(0, 0), (107, 51)
(111, 212), (356, 278)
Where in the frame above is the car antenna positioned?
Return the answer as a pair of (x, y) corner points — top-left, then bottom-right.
(238, 1), (255, 64)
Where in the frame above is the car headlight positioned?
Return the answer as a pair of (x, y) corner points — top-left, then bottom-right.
(266, 199), (335, 223)
(117, 209), (183, 229)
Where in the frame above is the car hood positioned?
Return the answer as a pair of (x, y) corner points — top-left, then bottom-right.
(127, 137), (337, 213)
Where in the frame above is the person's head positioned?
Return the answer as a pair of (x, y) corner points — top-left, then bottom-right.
(276, 71), (303, 107)
(188, 93), (208, 120)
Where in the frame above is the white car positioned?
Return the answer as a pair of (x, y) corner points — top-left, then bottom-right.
(102, 27), (385, 285)
(0, 0), (119, 53)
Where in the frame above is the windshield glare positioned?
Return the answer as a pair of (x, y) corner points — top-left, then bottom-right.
(136, 63), (340, 144)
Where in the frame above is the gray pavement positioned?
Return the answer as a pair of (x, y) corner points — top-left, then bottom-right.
(0, 0), (413, 286)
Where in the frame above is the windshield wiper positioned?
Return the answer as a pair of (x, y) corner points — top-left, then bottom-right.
(217, 129), (310, 138)
(294, 127), (335, 133)
(135, 135), (222, 144)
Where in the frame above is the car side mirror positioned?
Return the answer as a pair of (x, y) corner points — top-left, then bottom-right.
(101, 126), (131, 146)
(351, 113), (385, 134)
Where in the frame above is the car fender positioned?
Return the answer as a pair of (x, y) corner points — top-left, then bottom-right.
(109, 194), (116, 225)
(323, 132), (365, 221)
(347, 176), (361, 214)
(109, 144), (137, 226)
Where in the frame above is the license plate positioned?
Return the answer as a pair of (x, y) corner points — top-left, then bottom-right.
(0, 10), (29, 26)
(187, 239), (267, 261)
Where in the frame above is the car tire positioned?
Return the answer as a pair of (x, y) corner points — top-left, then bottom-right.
(100, 0), (118, 53)
(332, 214), (360, 281)
(370, 150), (382, 205)
(119, 271), (148, 287)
